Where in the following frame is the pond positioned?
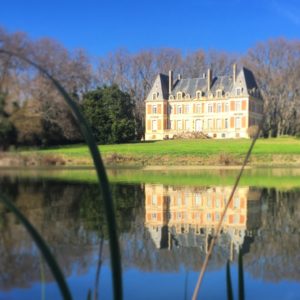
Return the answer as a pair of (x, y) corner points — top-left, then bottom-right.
(0, 168), (299, 299)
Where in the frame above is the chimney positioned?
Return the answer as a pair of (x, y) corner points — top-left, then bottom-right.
(207, 68), (212, 92)
(177, 74), (181, 80)
(233, 63), (237, 84)
(168, 70), (173, 95)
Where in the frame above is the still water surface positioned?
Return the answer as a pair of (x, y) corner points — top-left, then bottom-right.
(0, 168), (299, 300)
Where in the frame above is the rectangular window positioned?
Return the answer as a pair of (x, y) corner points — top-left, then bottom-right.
(235, 101), (241, 111)
(152, 195), (157, 205)
(236, 88), (241, 96)
(177, 105), (182, 114)
(217, 103), (222, 113)
(195, 193), (201, 205)
(152, 120), (157, 131)
(177, 120), (182, 130)
(225, 102), (229, 112)
(235, 117), (241, 129)
(208, 104), (213, 113)
(208, 119), (213, 129)
(196, 104), (202, 113)
(152, 105), (157, 114)
(185, 120), (190, 131)
(225, 118), (228, 129)
(217, 119), (221, 129)
(185, 104), (190, 113)
(168, 105), (172, 114)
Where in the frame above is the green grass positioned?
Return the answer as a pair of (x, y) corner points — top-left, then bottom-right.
(5, 167), (300, 189)
(28, 137), (300, 158)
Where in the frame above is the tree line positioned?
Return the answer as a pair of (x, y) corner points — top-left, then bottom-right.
(0, 26), (300, 149)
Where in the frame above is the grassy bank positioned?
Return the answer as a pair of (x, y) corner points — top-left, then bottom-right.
(3, 136), (300, 167)
(2, 167), (300, 189)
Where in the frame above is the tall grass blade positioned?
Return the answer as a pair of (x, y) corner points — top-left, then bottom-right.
(39, 255), (46, 300)
(0, 194), (72, 300)
(226, 260), (234, 300)
(0, 49), (122, 300)
(238, 250), (244, 300)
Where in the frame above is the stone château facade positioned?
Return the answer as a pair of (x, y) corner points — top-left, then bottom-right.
(145, 65), (263, 140)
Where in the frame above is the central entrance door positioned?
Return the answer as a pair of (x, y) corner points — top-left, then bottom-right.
(195, 119), (202, 131)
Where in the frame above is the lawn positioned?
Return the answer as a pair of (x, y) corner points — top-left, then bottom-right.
(15, 136), (300, 167)
(36, 136), (300, 156)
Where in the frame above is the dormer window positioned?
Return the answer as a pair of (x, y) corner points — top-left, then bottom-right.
(216, 89), (223, 98)
(208, 92), (213, 99)
(177, 92), (183, 100)
(152, 93), (158, 100)
(185, 94), (190, 100)
(196, 91), (202, 99)
(169, 95), (174, 100)
(236, 88), (241, 96)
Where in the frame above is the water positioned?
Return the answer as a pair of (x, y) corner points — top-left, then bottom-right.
(0, 169), (299, 299)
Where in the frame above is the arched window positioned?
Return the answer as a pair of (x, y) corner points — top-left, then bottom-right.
(196, 90), (202, 99)
(185, 93), (190, 100)
(169, 95), (174, 100)
(216, 89), (223, 98)
(177, 92), (183, 100)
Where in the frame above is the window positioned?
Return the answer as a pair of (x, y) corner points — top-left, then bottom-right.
(152, 213), (157, 220)
(177, 92), (182, 100)
(225, 118), (228, 129)
(208, 104), (213, 113)
(185, 120), (190, 131)
(217, 103), (222, 113)
(152, 120), (157, 131)
(234, 196), (240, 208)
(169, 95), (174, 100)
(168, 105), (172, 114)
(152, 105), (157, 114)
(207, 213), (212, 221)
(177, 105), (182, 114)
(216, 90), (222, 98)
(195, 193), (201, 205)
(208, 119), (213, 129)
(152, 93), (157, 100)
(196, 104), (202, 113)
(185, 93), (190, 100)
(217, 119), (221, 129)
(177, 120), (183, 130)
(225, 102), (229, 112)
(152, 195), (157, 205)
(185, 104), (190, 113)
(235, 101), (241, 111)
(235, 117), (241, 129)
(196, 91), (202, 99)
(236, 88), (241, 96)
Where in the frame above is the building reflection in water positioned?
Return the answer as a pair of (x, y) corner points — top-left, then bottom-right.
(145, 184), (262, 260)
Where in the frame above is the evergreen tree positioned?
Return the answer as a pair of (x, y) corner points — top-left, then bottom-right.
(81, 85), (136, 144)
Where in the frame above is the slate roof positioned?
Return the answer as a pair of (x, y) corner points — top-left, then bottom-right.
(170, 68), (259, 97)
(159, 73), (169, 99)
(146, 66), (261, 100)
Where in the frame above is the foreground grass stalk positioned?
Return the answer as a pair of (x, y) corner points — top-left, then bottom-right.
(226, 261), (233, 300)
(192, 119), (263, 300)
(0, 49), (122, 300)
(0, 194), (72, 300)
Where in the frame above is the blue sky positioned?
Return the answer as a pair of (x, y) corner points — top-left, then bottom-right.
(0, 0), (299, 56)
